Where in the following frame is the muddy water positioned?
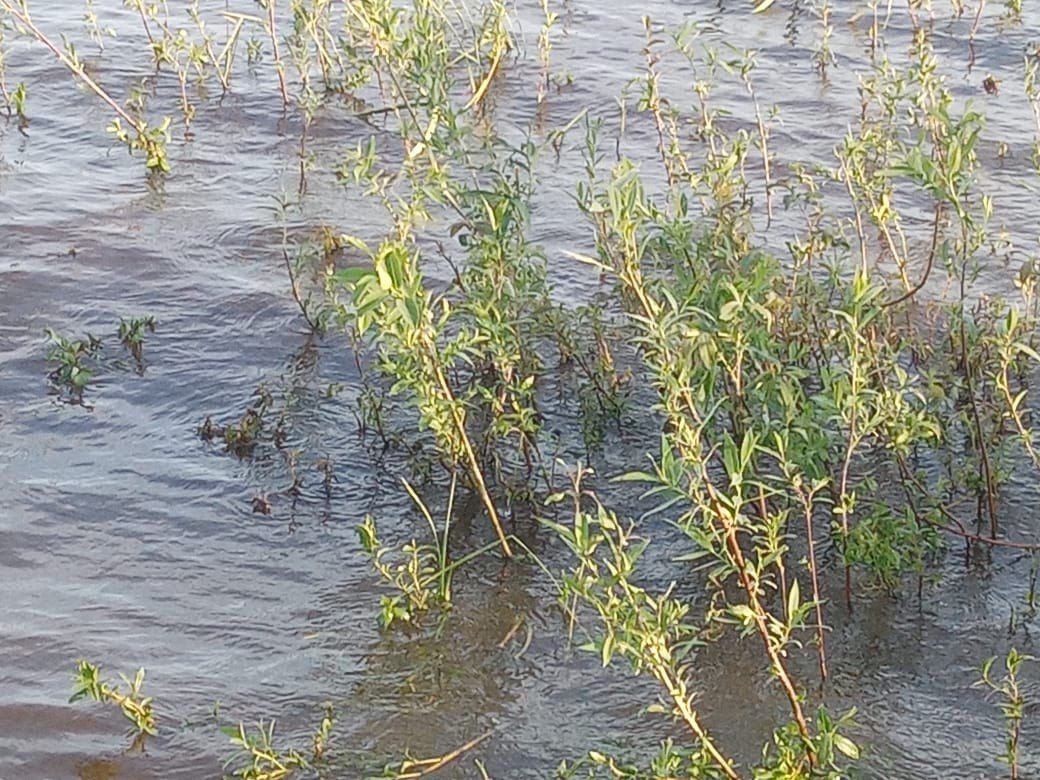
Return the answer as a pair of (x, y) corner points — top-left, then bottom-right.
(3, 2), (1040, 778)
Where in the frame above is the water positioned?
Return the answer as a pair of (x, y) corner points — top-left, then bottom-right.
(3, 1), (1040, 777)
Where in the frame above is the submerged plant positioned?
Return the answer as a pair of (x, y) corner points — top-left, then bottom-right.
(118, 315), (156, 362)
(222, 704), (333, 780)
(199, 385), (274, 457)
(45, 328), (101, 399)
(69, 661), (157, 745)
(24, 0), (1040, 776)
(976, 649), (1033, 780)
(358, 476), (502, 628)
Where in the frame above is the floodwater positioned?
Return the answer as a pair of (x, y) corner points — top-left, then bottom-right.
(3, 1), (1040, 778)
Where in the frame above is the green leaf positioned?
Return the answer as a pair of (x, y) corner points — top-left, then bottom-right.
(787, 578), (800, 620)
(614, 470), (658, 483)
(719, 300), (740, 322)
(730, 604), (756, 625)
(335, 267), (371, 287)
(833, 733), (860, 760)
(1015, 342), (1040, 363)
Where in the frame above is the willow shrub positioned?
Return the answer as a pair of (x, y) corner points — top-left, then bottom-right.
(9, 0), (1040, 776)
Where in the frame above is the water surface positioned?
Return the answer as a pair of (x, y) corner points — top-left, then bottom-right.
(3, 2), (1040, 777)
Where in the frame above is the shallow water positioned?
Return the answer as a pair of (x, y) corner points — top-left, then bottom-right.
(4, 1), (1040, 778)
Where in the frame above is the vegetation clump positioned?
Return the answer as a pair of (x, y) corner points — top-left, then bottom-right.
(12, 0), (1040, 776)
(118, 315), (156, 363)
(223, 707), (334, 780)
(69, 661), (157, 747)
(45, 328), (102, 400)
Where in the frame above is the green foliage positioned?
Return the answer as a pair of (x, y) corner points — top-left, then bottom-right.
(843, 505), (938, 588)
(358, 477), (502, 629)
(0, 0), (172, 171)
(28, 0), (1040, 777)
(359, 512), (444, 629)
(546, 466), (859, 778)
(975, 649), (1033, 779)
(45, 317), (160, 400)
(10, 79), (25, 118)
(45, 328), (101, 398)
(223, 704), (334, 780)
(70, 661), (157, 741)
(556, 739), (723, 779)
(107, 116), (171, 173)
(118, 315), (156, 361)
(544, 16), (1040, 775)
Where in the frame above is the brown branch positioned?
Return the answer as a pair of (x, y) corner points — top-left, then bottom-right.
(882, 202), (943, 308)
(897, 455), (1039, 551)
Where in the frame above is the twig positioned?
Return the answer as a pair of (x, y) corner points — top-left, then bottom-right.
(393, 730), (494, 778)
(897, 455), (1039, 551)
(0, 0), (148, 137)
(264, 0), (289, 108)
(793, 481), (829, 684)
(882, 202), (943, 308)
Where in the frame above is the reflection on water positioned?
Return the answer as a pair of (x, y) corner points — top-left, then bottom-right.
(3, 1), (1040, 777)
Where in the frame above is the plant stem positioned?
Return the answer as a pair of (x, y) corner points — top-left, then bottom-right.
(0, 0), (148, 136)
(433, 363), (513, 557)
(264, 0), (289, 108)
